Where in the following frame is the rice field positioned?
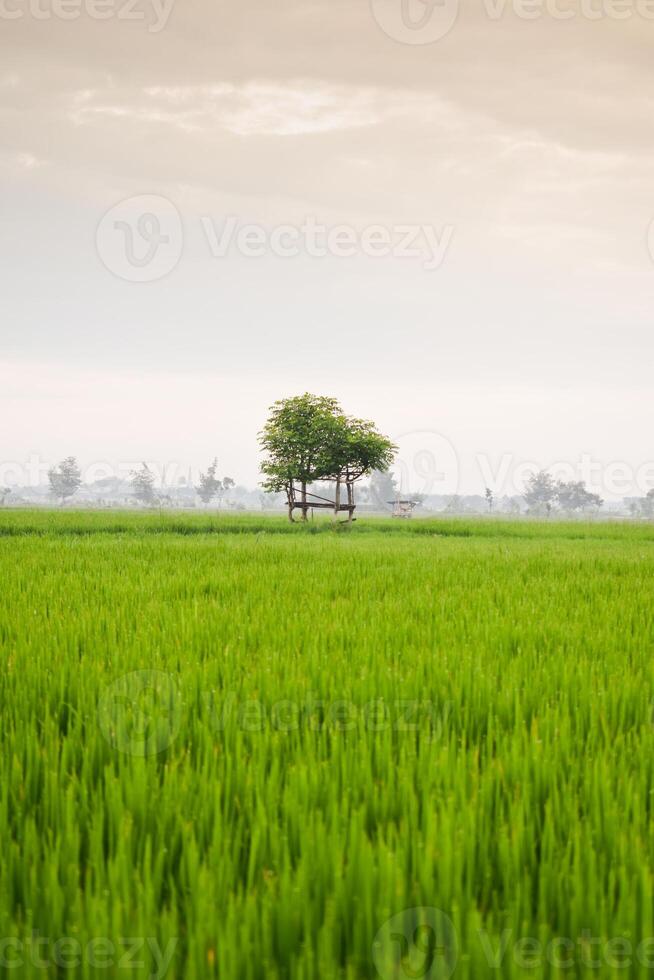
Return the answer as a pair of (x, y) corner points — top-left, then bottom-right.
(1, 510), (654, 978)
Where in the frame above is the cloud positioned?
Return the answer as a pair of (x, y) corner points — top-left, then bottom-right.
(67, 82), (451, 137)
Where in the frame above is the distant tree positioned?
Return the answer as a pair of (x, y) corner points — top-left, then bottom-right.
(445, 494), (463, 514)
(196, 458), (222, 506)
(130, 463), (158, 507)
(0, 487), (11, 507)
(485, 487), (494, 513)
(556, 480), (603, 513)
(502, 496), (521, 516)
(642, 489), (654, 518)
(218, 477), (236, 507)
(48, 456), (82, 505)
(368, 469), (398, 510)
(631, 489), (654, 519)
(523, 470), (557, 516)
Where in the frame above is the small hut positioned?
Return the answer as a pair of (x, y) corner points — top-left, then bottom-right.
(388, 498), (420, 519)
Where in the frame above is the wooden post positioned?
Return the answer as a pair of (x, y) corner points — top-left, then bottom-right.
(347, 482), (354, 523)
(334, 477), (341, 520)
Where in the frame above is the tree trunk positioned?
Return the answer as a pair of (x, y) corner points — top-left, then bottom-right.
(334, 477), (341, 521)
(301, 481), (308, 522)
(286, 483), (295, 522)
(347, 482), (354, 523)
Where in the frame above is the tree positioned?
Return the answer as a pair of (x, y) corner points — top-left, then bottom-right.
(500, 495), (521, 516)
(369, 469), (399, 511)
(259, 393), (346, 521)
(523, 470), (557, 516)
(196, 460), (235, 508)
(485, 487), (494, 513)
(219, 477), (236, 507)
(445, 495), (463, 514)
(48, 456), (82, 505)
(130, 463), (158, 507)
(632, 489), (654, 519)
(0, 487), (11, 507)
(196, 459), (221, 506)
(555, 480), (603, 513)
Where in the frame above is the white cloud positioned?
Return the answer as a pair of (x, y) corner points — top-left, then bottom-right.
(69, 82), (395, 136)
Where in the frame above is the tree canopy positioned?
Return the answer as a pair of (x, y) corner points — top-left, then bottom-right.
(260, 394), (342, 494)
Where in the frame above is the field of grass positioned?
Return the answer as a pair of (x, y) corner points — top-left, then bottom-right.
(1, 510), (654, 978)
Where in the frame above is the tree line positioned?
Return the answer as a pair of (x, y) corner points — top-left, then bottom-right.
(511, 470), (604, 516)
(38, 457), (235, 508)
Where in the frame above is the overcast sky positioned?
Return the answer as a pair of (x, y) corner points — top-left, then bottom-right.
(2, 0), (653, 497)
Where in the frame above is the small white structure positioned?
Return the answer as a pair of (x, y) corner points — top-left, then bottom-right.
(388, 499), (419, 519)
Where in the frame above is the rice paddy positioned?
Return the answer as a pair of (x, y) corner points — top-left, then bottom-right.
(1, 510), (653, 978)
